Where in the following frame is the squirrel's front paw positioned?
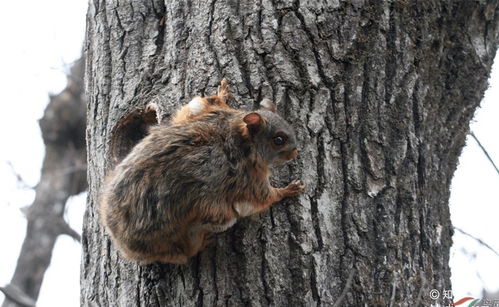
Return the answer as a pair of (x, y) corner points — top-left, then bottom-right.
(284, 180), (305, 197)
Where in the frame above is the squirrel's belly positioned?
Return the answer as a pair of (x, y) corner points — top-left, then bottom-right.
(234, 201), (255, 217)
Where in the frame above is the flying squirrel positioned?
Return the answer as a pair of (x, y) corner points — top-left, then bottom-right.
(99, 80), (304, 264)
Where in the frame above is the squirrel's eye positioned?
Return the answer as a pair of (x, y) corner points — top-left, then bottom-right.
(273, 136), (286, 146)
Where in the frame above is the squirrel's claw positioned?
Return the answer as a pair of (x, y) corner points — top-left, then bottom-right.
(284, 179), (305, 197)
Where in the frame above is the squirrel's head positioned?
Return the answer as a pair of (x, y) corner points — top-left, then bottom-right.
(241, 99), (298, 166)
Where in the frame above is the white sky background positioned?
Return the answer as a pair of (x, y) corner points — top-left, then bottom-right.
(450, 62), (499, 298)
(0, 1), (497, 306)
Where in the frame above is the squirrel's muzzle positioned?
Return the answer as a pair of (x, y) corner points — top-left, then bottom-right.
(286, 148), (298, 160)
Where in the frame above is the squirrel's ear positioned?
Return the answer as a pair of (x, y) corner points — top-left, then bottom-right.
(217, 78), (231, 103)
(260, 98), (277, 112)
(243, 112), (263, 135)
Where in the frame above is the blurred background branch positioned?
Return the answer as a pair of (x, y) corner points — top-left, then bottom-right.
(0, 285), (35, 307)
(469, 131), (499, 176)
(454, 227), (499, 258)
(1, 56), (86, 307)
(5, 162), (34, 190)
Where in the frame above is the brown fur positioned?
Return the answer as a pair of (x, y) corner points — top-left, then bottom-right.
(171, 79), (232, 125)
(99, 80), (304, 264)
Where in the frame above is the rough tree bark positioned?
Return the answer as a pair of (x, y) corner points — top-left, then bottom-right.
(1, 57), (87, 307)
(82, 1), (499, 306)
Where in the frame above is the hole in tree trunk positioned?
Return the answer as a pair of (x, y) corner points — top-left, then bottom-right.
(110, 105), (159, 164)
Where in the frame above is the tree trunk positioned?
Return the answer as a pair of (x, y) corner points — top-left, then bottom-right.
(81, 1), (499, 306)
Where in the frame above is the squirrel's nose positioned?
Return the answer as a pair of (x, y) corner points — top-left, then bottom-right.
(287, 148), (298, 160)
